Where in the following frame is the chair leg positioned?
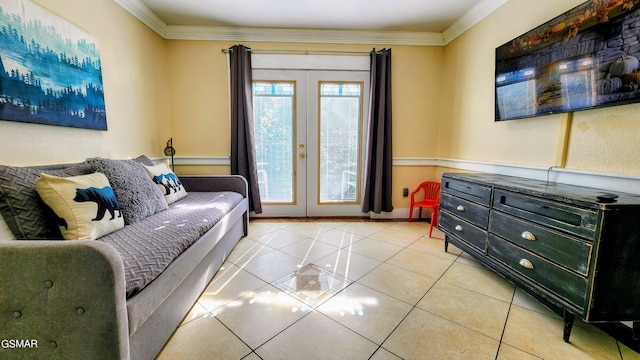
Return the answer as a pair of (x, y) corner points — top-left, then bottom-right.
(429, 207), (439, 238)
(408, 205), (414, 223)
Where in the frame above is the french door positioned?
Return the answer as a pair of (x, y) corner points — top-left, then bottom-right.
(252, 69), (369, 217)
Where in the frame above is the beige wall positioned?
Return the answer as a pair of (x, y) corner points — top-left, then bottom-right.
(166, 40), (231, 161)
(166, 41), (444, 208)
(6, 0), (637, 212)
(166, 41), (443, 159)
(438, 0), (640, 176)
(0, 0), (170, 166)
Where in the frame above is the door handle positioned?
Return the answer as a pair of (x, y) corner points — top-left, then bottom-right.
(299, 153), (306, 159)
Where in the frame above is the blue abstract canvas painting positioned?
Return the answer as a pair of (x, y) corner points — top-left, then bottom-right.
(0, 0), (107, 130)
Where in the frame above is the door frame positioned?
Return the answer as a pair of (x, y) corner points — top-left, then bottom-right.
(306, 70), (370, 217)
(252, 69), (308, 217)
(250, 55), (370, 217)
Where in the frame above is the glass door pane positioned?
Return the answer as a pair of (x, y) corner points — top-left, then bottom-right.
(319, 82), (362, 204)
(306, 70), (369, 217)
(251, 69), (368, 217)
(251, 69), (307, 217)
(253, 82), (295, 203)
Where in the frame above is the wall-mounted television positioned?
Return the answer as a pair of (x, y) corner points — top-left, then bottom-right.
(495, 0), (640, 121)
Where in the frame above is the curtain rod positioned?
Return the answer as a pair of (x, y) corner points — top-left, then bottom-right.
(222, 48), (370, 56)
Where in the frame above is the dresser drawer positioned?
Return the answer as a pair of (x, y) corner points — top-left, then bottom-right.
(493, 189), (599, 240)
(442, 177), (492, 206)
(488, 235), (587, 310)
(439, 210), (487, 252)
(441, 193), (490, 229)
(489, 211), (592, 276)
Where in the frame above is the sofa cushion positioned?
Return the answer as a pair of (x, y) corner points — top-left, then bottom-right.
(35, 172), (125, 240)
(142, 163), (188, 204)
(98, 191), (244, 297)
(87, 158), (168, 224)
(0, 162), (93, 239)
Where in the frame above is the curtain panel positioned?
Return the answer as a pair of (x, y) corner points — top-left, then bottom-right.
(229, 44), (263, 214)
(362, 48), (393, 214)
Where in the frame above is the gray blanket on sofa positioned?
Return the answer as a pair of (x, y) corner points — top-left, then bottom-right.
(98, 191), (243, 297)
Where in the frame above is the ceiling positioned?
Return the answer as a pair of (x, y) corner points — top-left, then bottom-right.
(140, 0), (483, 33)
(116, 0), (509, 45)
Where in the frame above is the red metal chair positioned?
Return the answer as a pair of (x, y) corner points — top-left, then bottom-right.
(408, 181), (441, 237)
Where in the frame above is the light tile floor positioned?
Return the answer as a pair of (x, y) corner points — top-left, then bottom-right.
(157, 220), (640, 360)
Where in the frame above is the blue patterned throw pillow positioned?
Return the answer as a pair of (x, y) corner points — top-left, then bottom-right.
(35, 172), (125, 240)
(142, 163), (188, 204)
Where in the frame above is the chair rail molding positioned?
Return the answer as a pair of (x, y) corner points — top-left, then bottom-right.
(165, 156), (640, 194)
(157, 156), (640, 220)
(151, 156), (231, 166)
(437, 158), (640, 195)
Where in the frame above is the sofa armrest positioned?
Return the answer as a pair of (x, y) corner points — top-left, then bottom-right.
(0, 240), (129, 360)
(180, 175), (248, 198)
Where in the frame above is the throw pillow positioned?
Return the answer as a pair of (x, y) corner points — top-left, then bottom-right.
(142, 163), (188, 204)
(87, 158), (168, 224)
(132, 155), (155, 166)
(35, 172), (125, 240)
(0, 162), (93, 239)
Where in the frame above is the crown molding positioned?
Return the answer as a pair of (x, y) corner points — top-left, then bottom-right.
(112, 0), (168, 37)
(165, 25), (444, 46)
(443, 0), (509, 45)
(113, 0), (508, 46)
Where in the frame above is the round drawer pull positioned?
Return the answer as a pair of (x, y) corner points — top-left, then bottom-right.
(521, 231), (536, 241)
(519, 259), (534, 269)
(456, 205), (465, 212)
(455, 225), (463, 232)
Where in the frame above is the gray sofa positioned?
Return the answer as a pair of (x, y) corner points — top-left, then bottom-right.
(0, 158), (249, 360)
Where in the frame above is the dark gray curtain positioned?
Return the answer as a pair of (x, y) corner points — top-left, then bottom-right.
(230, 44), (262, 213)
(362, 48), (393, 214)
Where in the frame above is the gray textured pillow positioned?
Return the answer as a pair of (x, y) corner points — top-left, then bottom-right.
(87, 158), (167, 224)
(0, 162), (93, 239)
(132, 154), (155, 166)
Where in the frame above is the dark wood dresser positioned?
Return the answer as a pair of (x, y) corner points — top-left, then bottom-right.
(438, 172), (640, 344)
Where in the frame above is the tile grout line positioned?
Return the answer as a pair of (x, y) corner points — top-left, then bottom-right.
(245, 222), (628, 359)
(375, 239), (528, 357)
(205, 314), (256, 358)
(243, 228), (364, 355)
(364, 243), (463, 359)
(244, 222), (429, 359)
(494, 287), (516, 360)
(244, 223), (474, 356)
(163, 222), (623, 358)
